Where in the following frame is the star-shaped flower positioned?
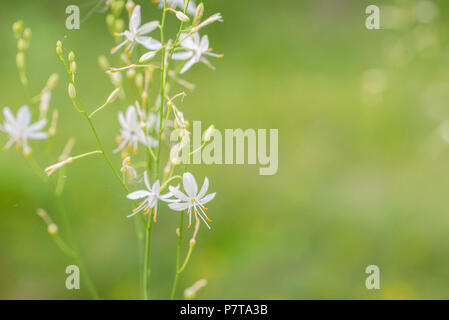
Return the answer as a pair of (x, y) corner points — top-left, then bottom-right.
(111, 5), (161, 56)
(127, 171), (175, 221)
(172, 32), (222, 74)
(0, 106), (48, 156)
(114, 106), (157, 154)
(169, 172), (215, 228)
(158, 0), (197, 16)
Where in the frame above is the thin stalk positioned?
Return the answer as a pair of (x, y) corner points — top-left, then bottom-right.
(170, 212), (184, 299)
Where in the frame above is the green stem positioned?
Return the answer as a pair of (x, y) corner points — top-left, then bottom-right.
(143, 213), (154, 299)
(170, 212), (184, 299)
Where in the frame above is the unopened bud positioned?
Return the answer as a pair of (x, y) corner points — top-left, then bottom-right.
(16, 52), (25, 70)
(68, 83), (76, 100)
(139, 51), (156, 63)
(135, 73), (144, 89)
(23, 28), (31, 42)
(56, 40), (62, 48)
(48, 224), (58, 235)
(106, 14), (115, 29)
(49, 110), (58, 136)
(193, 3), (204, 25)
(17, 39), (26, 52)
(106, 88), (121, 104)
(12, 20), (23, 36)
(45, 73), (59, 91)
(203, 125), (215, 142)
(126, 0), (135, 15)
(98, 55), (110, 71)
(70, 61), (77, 74)
(176, 11), (190, 23)
(115, 19), (125, 33)
(127, 68), (136, 79)
(68, 51), (75, 63)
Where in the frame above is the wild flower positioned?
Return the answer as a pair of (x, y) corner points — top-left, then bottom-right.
(111, 5), (161, 56)
(159, 0), (197, 16)
(127, 171), (176, 221)
(114, 105), (157, 154)
(169, 172), (216, 229)
(0, 106), (48, 155)
(172, 32), (223, 74)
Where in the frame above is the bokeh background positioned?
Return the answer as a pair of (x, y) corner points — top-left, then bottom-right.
(1, 0), (449, 299)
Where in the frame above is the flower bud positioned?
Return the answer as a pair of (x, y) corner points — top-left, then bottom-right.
(106, 14), (115, 29)
(106, 88), (121, 104)
(70, 61), (77, 74)
(16, 52), (25, 70)
(48, 224), (58, 235)
(45, 73), (59, 91)
(68, 51), (75, 63)
(12, 20), (23, 36)
(175, 11), (190, 23)
(126, 0), (135, 15)
(49, 110), (58, 136)
(135, 73), (144, 89)
(17, 39), (26, 52)
(115, 19), (125, 34)
(139, 51), (156, 63)
(193, 3), (204, 25)
(126, 69), (136, 79)
(56, 40), (62, 48)
(98, 55), (110, 71)
(203, 125), (215, 142)
(68, 83), (76, 100)
(23, 28), (31, 42)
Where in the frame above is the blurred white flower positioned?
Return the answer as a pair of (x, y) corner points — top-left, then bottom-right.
(159, 0), (197, 16)
(169, 172), (215, 228)
(111, 5), (161, 56)
(0, 106), (48, 155)
(127, 171), (175, 221)
(172, 32), (222, 74)
(115, 106), (157, 154)
(121, 156), (137, 178)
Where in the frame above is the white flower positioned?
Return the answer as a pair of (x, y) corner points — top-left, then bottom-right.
(169, 172), (215, 229)
(111, 5), (161, 56)
(172, 32), (222, 74)
(114, 105), (157, 154)
(121, 156), (137, 178)
(159, 0), (197, 16)
(127, 171), (175, 221)
(0, 106), (48, 155)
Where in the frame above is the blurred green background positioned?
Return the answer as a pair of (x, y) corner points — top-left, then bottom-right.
(1, 0), (449, 299)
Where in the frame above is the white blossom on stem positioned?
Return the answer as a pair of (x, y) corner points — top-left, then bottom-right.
(172, 32), (222, 74)
(169, 172), (216, 229)
(111, 5), (161, 56)
(127, 171), (175, 221)
(0, 106), (48, 156)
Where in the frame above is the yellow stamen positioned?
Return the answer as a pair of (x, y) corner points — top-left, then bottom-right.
(153, 215), (157, 223)
(206, 217), (212, 222)
(133, 148), (137, 155)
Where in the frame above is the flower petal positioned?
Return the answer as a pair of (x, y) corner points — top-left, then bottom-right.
(144, 170), (152, 191)
(168, 202), (190, 211)
(197, 177), (209, 200)
(199, 192), (215, 205)
(28, 119), (47, 132)
(180, 56), (197, 74)
(17, 105), (31, 126)
(172, 51), (193, 61)
(169, 185), (189, 201)
(136, 36), (162, 50)
(183, 172), (198, 197)
(137, 21), (159, 35)
(129, 5), (141, 34)
(127, 190), (150, 199)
